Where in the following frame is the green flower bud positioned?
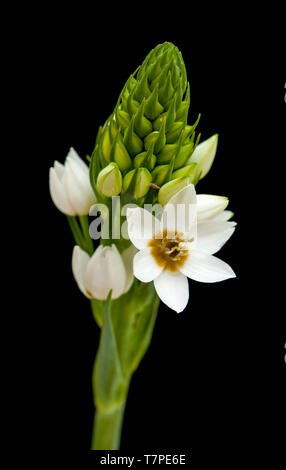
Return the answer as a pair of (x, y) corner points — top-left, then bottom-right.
(188, 134), (218, 180)
(174, 142), (194, 169)
(166, 122), (185, 143)
(134, 150), (156, 170)
(133, 99), (152, 138)
(151, 165), (170, 186)
(144, 120), (166, 154)
(144, 131), (159, 151)
(144, 83), (164, 120)
(157, 143), (178, 164)
(158, 177), (190, 206)
(110, 134), (132, 172)
(123, 116), (143, 156)
(171, 163), (197, 181)
(97, 162), (122, 197)
(123, 168), (152, 199)
(116, 109), (130, 130)
(101, 123), (112, 163)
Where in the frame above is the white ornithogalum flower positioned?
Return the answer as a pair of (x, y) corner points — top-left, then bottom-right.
(127, 184), (236, 313)
(72, 243), (136, 300)
(49, 147), (96, 215)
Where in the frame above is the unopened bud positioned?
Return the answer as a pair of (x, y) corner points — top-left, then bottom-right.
(188, 134), (218, 180)
(110, 137), (132, 172)
(172, 163), (197, 181)
(174, 142), (194, 169)
(166, 122), (185, 143)
(101, 123), (112, 162)
(123, 168), (152, 199)
(134, 151), (156, 170)
(97, 162), (122, 197)
(123, 116), (143, 156)
(151, 164), (170, 186)
(158, 177), (190, 206)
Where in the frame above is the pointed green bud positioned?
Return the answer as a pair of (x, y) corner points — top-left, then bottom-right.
(134, 147), (156, 170)
(171, 163), (197, 181)
(123, 116), (143, 156)
(127, 86), (140, 116)
(97, 162), (122, 197)
(180, 125), (193, 141)
(133, 99), (152, 138)
(153, 95), (176, 133)
(158, 177), (190, 207)
(188, 134), (218, 180)
(134, 72), (151, 102)
(174, 142), (195, 169)
(151, 164), (170, 186)
(123, 168), (152, 199)
(157, 142), (178, 164)
(101, 122), (112, 163)
(150, 62), (168, 90)
(158, 71), (174, 107)
(154, 119), (166, 154)
(144, 84), (164, 120)
(144, 120), (166, 154)
(110, 133), (132, 172)
(166, 121), (185, 143)
(116, 109), (130, 130)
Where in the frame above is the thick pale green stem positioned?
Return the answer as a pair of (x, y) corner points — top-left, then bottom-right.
(91, 401), (127, 450)
(91, 282), (160, 451)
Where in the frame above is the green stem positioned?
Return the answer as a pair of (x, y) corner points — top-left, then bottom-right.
(67, 215), (85, 248)
(91, 401), (127, 450)
(90, 283), (160, 450)
(67, 215), (93, 255)
(79, 215), (94, 255)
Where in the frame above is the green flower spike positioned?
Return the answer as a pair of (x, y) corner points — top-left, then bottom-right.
(90, 42), (213, 206)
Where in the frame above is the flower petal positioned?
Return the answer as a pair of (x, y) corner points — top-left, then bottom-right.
(127, 207), (160, 250)
(211, 210), (234, 222)
(49, 167), (76, 215)
(180, 250), (236, 282)
(197, 195), (229, 223)
(161, 184), (197, 239)
(133, 247), (165, 282)
(154, 270), (189, 313)
(66, 147), (90, 174)
(85, 244), (126, 300)
(197, 220), (236, 254)
(72, 246), (92, 298)
(54, 160), (65, 179)
(65, 157), (96, 215)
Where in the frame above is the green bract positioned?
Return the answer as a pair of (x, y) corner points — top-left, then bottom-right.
(90, 42), (203, 206)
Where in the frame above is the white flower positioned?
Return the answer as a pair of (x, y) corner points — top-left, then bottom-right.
(72, 243), (136, 300)
(126, 184), (236, 313)
(49, 147), (96, 215)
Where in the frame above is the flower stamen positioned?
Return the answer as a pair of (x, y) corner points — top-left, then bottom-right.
(148, 229), (193, 272)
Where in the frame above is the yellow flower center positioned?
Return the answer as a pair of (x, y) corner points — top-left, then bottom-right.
(148, 229), (193, 272)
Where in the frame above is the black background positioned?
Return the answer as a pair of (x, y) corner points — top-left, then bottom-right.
(29, 34), (285, 463)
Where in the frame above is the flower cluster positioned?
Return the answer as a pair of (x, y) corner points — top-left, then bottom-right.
(89, 42), (218, 208)
(49, 42), (236, 314)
